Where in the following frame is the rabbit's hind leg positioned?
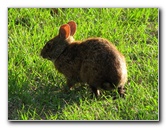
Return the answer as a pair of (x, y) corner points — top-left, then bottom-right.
(118, 86), (125, 98)
(90, 85), (100, 98)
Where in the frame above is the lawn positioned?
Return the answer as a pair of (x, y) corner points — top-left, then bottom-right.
(8, 8), (158, 120)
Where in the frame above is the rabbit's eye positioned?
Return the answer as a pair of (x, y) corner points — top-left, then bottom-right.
(47, 43), (51, 49)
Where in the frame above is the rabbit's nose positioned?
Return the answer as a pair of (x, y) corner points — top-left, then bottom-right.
(40, 49), (44, 57)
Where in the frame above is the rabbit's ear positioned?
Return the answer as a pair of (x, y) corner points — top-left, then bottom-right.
(59, 24), (70, 39)
(67, 21), (77, 36)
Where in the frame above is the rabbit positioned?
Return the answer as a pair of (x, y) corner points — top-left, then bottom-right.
(40, 21), (127, 98)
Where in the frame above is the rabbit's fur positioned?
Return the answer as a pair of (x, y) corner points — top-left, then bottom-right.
(41, 21), (127, 97)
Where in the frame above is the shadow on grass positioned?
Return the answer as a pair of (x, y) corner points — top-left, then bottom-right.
(31, 83), (92, 120)
(8, 74), (93, 120)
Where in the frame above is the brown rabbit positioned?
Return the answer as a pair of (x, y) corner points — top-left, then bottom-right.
(41, 21), (127, 97)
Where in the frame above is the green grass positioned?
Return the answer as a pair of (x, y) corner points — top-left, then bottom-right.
(8, 8), (158, 120)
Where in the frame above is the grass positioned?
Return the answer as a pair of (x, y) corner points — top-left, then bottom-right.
(8, 8), (158, 120)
